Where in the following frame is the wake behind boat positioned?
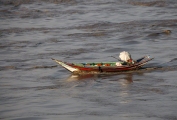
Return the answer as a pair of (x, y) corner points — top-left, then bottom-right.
(52, 51), (154, 74)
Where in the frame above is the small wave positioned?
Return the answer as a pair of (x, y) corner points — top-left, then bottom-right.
(11, 84), (63, 91)
(67, 32), (106, 38)
(0, 0), (77, 6)
(0, 27), (61, 34)
(147, 30), (171, 37)
(129, 1), (166, 7)
(169, 58), (177, 62)
(0, 66), (17, 71)
(30, 65), (57, 69)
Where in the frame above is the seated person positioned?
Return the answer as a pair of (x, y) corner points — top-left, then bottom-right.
(116, 51), (135, 66)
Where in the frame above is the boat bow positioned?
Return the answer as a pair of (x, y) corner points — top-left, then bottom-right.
(51, 58), (79, 72)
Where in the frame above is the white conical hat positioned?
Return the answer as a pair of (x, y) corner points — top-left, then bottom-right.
(119, 51), (131, 62)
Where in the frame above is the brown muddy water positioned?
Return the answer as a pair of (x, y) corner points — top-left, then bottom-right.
(0, 0), (177, 120)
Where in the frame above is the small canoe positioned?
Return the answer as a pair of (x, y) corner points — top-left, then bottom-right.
(52, 56), (153, 73)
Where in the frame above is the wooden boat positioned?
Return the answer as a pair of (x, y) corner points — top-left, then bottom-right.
(52, 56), (153, 74)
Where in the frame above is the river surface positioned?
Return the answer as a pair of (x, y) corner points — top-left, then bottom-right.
(0, 0), (177, 120)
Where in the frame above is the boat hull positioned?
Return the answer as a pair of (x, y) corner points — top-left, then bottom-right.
(52, 56), (153, 73)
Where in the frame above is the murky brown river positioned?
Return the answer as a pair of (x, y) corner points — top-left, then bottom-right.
(0, 0), (177, 120)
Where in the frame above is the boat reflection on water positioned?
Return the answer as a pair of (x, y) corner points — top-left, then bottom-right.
(65, 73), (133, 84)
(119, 74), (133, 85)
(65, 74), (96, 82)
(66, 74), (133, 105)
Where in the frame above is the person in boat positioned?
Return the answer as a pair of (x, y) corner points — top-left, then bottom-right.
(116, 51), (135, 66)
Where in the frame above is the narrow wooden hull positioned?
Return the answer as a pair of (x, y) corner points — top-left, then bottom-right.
(52, 56), (153, 73)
